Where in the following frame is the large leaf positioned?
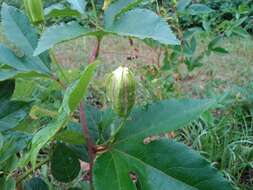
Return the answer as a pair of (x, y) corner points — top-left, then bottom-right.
(34, 22), (94, 56)
(104, 0), (144, 27)
(62, 62), (98, 114)
(93, 99), (235, 190)
(30, 111), (69, 168)
(1, 4), (51, 74)
(0, 44), (49, 75)
(67, 0), (87, 15)
(94, 139), (235, 190)
(105, 9), (179, 45)
(114, 99), (215, 144)
(50, 142), (81, 182)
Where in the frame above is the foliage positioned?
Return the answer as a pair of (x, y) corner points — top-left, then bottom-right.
(0, 0), (249, 189)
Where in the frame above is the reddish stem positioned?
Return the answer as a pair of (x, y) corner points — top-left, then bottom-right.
(88, 38), (101, 64)
(79, 102), (95, 185)
(79, 38), (101, 189)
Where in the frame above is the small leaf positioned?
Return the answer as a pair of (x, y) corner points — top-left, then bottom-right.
(34, 22), (93, 56)
(44, 4), (81, 17)
(0, 80), (15, 99)
(0, 132), (31, 166)
(63, 62), (98, 114)
(23, 177), (49, 190)
(208, 36), (222, 50)
(0, 80), (31, 132)
(188, 4), (213, 15)
(50, 142), (81, 183)
(211, 47), (229, 54)
(67, 0), (87, 15)
(176, 0), (192, 12)
(232, 26), (250, 38)
(56, 122), (85, 145)
(106, 9), (179, 45)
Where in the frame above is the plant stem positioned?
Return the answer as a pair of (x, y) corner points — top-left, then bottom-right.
(79, 102), (95, 190)
(90, 0), (98, 28)
(16, 158), (49, 185)
(49, 49), (70, 85)
(80, 37), (101, 189)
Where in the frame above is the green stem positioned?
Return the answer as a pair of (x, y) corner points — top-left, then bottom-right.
(16, 158), (49, 184)
(91, 0), (98, 28)
(107, 118), (127, 144)
(49, 49), (70, 84)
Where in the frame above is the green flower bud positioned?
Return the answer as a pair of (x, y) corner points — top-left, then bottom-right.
(107, 66), (136, 118)
(24, 0), (44, 24)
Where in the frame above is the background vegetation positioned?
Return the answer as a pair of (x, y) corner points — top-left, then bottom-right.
(0, 0), (252, 189)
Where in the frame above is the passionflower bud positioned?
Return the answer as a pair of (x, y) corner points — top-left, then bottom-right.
(24, 0), (44, 24)
(107, 66), (136, 118)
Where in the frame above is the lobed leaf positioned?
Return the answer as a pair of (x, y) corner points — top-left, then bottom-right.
(1, 4), (51, 74)
(34, 22), (95, 56)
(105, 9), (179, 45)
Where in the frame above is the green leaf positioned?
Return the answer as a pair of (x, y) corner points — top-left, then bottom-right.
(208, 37), (222, 50)
(104, 0), (144, 27)
(50, 142), (81, 183)
(0, 44), (49, 75)
(67, 0), (87, 15)
(188, 4), (213, 15)
(232, 26), (250, 38)
(0, 100), (31, 132)
(0, 80), (15, 99)
(176, 0), (192, 12)
(1, 4), (51, 74)
(44, 4), (81, 17)
(0, 69), (47, 81)
(0, 132), (3, 150)
(114, 99), (215, 144)
(34, 22), (94, 56)
(94, 138), (235, 190)
(30, 111), (69, 168)
(0, 80), (31, 132)
(105, 9), (179, 45)
(211, 47), (229, 54)
(0, 177), (16, 190)
(56, 122), (85, 145)
(0, 132), (31, 166)
(62, 62), (98, 114)
(23, 177), (49, 190)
